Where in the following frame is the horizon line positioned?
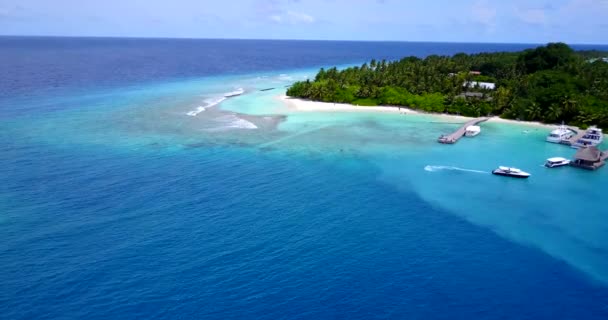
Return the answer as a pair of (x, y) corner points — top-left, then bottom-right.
(1, 34), (608, 47)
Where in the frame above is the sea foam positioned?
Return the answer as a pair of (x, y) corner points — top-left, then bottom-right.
(186, 96), (227, 116)
(224, 88), (245, 97)
(205, 114), (258, 131)
(222, 115), (258, 129)
(186, 106), (208, 117)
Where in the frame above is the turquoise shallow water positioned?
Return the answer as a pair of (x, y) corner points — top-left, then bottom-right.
(4, 68), (608, 285)
(3, 38), (608, 319)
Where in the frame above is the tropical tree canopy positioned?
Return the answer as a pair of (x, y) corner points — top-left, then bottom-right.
(287, 43), (608, 128)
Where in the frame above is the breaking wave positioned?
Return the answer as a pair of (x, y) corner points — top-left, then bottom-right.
(186, 106), (207, 117)
(278, 74), (293, 81)
(224, 88), (244, 97)
(226, 116), (257, 129)
(206, 114), (258, 131)
(424, 165), (487, 174)
(186, 96), (227, 117)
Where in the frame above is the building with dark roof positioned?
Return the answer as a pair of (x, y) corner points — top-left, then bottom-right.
(570, 146), (606, 170)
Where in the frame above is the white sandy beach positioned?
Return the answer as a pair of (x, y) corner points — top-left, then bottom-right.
(280, 95), (421, 115)
(279, 95), (557, 129)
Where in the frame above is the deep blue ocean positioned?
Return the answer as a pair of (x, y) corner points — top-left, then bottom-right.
(2, 37), (608, 319)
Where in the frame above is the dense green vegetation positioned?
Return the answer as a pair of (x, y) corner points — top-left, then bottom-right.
(287, 43), (608, 128)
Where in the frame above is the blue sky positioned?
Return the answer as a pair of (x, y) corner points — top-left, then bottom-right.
(0, 0), (607, 43)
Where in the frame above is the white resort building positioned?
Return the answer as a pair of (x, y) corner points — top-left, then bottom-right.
(463, 81), (496, 90)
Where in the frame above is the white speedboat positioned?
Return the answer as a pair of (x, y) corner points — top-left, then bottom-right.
(545, 157), (570, 168)
(465, 125), (481, 137)
(492, 166), (531, 178)
(572, 126), (603, 148)
(546, 124), (574, 143)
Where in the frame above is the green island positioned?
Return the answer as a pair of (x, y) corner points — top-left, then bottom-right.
(287, 43), (608, 128)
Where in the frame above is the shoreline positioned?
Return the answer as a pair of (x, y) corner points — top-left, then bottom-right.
(279, 95), (558, 129)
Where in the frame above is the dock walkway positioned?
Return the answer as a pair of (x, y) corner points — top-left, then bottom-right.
(560, 128), (586, 146)
(438, 117), (490, 144)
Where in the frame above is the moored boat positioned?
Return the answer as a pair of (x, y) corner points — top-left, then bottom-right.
(492, 166), (531, 178)
(438, 135), (456, 144)
(546, 124), (574, 143)
(545, 157), (570, 168)
(571, 126), (603, 148)
(465, 125), (481, 137)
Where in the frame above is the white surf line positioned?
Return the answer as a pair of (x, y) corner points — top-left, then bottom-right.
(186, 96), (227, 117)
(224, 88), (245, 98)
(186, 106), (208, 117)
(258, 125), (332, 148)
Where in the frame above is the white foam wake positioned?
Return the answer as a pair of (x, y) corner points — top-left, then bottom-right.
(424, 165), (487, 174)
(224, 88), (244, 98)
(186, 97), (227, 117)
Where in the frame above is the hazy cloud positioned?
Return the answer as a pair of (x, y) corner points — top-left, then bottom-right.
(270, 10), (315, 24)
(471, 0), (497, 31)
(0, 0), (606, 43)
(516, 8), (547, 25)
(0, 4), (24, 20)
(255, 0), (315, 25)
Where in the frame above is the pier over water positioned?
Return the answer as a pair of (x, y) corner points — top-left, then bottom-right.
(560, 128), (586, 146)
(438, 117), (489, 144)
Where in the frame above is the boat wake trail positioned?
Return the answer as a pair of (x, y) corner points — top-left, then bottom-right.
(424, 165), (488, 174)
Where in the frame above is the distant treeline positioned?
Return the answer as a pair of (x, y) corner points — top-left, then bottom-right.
(287, 43), (608, 128)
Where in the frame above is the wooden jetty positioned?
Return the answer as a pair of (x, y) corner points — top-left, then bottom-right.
(438, 117), (490, 144)
(560, 128), (586, 146)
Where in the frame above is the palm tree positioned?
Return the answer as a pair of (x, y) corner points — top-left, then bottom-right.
(472, 103), (482, 117)
(525, 102), (542, 121)
(493, 87), (512, 113)
(575, 111), (597, 126)
(561, 95), (577, 116)
(370, 59), (377, 70)
(545, 104), (562, 123)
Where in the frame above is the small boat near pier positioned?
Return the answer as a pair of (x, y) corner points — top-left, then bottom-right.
(546, 124), (575, 143)
(571, 126), (603, 148)
(465, 125), (481, 137)
(437, 117), (489, 144)
(545, 157), (570, 168)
